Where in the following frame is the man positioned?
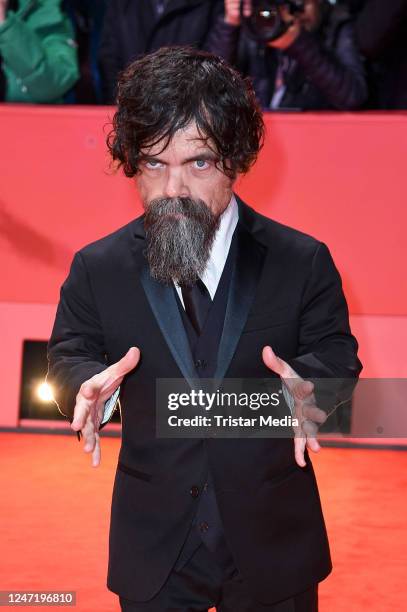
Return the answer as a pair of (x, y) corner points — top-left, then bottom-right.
(47, 47), (362, 610)
(208, 0), (367, 110)
(98, 0), (224, 104)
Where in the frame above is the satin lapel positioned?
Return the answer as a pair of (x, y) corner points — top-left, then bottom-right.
(214, 206), (267, 382)
(135, 195), (267, 386)
(140, 261), (198, 384)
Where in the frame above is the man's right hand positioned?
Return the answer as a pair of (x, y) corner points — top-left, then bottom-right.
(70, 346), (140, 467)
(224, 0), (252, 27)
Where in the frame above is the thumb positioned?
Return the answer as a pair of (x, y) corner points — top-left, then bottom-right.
(262, 345), (285, 377)
(112, 346), (141, 378)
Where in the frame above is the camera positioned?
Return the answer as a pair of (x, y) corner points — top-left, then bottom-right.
(240, 0), (306, 43)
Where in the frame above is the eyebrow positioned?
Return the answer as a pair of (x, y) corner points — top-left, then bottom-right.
(141, 152), (219, 165)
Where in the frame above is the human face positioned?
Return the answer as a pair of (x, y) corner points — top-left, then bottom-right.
(300, 0), (322, 32)
(136, 121), (235, 218)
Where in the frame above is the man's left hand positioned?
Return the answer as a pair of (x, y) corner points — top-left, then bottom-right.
(262, 345), (327, 467)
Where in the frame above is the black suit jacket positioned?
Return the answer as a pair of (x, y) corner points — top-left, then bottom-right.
(47, 195), (362, 604)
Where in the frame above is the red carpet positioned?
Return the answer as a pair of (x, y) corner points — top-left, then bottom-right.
(0, 433), (406, 611)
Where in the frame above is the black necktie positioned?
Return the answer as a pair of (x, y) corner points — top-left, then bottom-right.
(181, 279), (212, 335)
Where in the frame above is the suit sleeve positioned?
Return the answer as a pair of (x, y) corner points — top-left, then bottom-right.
(46, 251), (109, 423)
(286, 241), (363, 414)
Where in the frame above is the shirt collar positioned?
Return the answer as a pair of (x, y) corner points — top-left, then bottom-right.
(201, 193), (238, 299)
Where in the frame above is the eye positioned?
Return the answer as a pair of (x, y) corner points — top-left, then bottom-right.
(145, 160), (164, 169)
(193, 159), (210, 170)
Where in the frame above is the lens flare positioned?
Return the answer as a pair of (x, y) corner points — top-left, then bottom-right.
(36, 382), (54, 403)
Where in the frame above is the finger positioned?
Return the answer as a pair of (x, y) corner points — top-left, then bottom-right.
(96, 375), (126, 401)
(291, 379), (314, 401)
(306, 435), (321, 453)
(243, 0), (252, 17)
(76, 372), (115, 412)
(280, 5), (298, 27)
(80, 379), (100, 400)
(262, 345), (296, 378)
(78, 347), (141, 411)
(294, 435), (307, 467)
(71, 393), (93, 431)
(302, 404), (327, 425)
(95, 398), (105, 431)
(92, 432), (101, 467)
(302, 420), (321, 453)
(72, 371), (112, 433)
(303, 423), (321, 453)
(280, 6), (293, 22)
(81, 373), (121, 409)
(283, 375), (316, 404)
(302, 418), (319, 438)
(83, 395), (106, 447)
(82, 414), (97, 453)
(110, 346), (140, 378)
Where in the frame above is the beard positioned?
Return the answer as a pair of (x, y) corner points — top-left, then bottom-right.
(143, 196), (221, 287)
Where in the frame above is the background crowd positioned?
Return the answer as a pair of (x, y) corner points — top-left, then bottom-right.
(0, 0), (405, 110)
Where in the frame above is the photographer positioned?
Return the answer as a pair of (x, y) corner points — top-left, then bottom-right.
(98, 0), (224, 105)
(208, 0), (367, 110)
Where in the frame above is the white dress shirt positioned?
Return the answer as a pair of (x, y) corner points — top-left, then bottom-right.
(174, 193), (239, 305)
(101, 194), (239, 425)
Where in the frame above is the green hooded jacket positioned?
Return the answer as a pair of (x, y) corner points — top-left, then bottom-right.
(0, 0), (79, 103)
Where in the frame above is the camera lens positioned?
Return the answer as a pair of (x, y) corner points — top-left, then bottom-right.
(242, 0), (288, 43)
(253, 4), (281, 35)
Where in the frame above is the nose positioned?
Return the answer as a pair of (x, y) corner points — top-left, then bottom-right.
(163, 168), (189, 199)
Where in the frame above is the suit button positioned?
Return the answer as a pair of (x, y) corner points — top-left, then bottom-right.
(199, 521), (209, 533)
(190, 486), (199, 498)
(195, 359), (207, 369)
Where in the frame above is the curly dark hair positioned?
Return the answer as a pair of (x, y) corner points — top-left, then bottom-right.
(107, 46), (264, 179)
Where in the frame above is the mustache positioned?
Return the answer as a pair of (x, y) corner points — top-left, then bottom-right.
(144, 196), (216, 227)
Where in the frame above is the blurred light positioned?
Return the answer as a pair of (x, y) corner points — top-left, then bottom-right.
(36, 382), (55, 403)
